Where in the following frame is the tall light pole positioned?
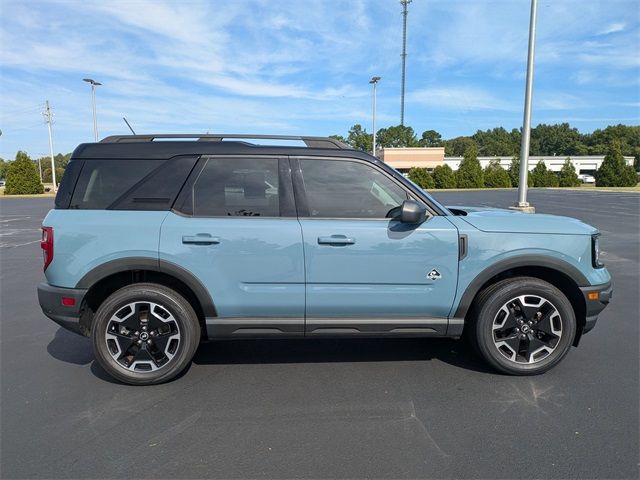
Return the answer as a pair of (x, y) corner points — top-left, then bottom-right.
(369, 76), (381, 157)
(514, 0), (538, 213)
(43, 100), (57, 191)
(83, 78), (102, 142)
(400, 0), (412, 126)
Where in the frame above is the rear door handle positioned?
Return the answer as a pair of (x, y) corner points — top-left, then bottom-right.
(182, 234), (220, 245)
(317, 235), (356, 246)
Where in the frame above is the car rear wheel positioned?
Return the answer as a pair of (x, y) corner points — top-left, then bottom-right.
(91, 283), (201, 385)
(470, 277), (576, 375)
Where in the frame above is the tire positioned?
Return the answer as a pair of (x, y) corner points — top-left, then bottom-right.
(469, 277), (576, 375)
(91, 283), (201, 385)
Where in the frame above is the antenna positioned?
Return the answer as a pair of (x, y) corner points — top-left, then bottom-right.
(123, 117), (136, 135)
(400, 0), (412, 126)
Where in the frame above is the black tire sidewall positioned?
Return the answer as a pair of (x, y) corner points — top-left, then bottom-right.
(474, 278), (576, 375)
(91, 283), (200, 385)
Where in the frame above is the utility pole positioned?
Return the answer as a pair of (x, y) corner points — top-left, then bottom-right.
(43, 100), (57, 191)
(400, 0), (412, 126)
(513, 0), (538, 213)
(369, 76), (381, 156)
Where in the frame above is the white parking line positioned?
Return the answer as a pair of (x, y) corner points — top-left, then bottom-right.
(1, 239), (41, 248)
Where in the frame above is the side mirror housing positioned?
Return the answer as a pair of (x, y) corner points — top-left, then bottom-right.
(400, 200), (427, 224)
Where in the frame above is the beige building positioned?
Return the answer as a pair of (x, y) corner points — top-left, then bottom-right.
(378, 147), (634, 175)
(377, 147), (445, 171)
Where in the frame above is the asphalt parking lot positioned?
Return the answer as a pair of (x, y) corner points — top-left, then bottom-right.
(1, 189), (638, 479)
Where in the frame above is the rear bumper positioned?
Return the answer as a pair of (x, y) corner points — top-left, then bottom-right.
(37, 282), (88, 336)
(579, 281), (613, 335)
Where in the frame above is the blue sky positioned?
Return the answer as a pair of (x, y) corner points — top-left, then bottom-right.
(0, 0), (638, 159)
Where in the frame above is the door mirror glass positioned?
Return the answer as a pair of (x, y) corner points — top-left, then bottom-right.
(400, 200), (427, 224)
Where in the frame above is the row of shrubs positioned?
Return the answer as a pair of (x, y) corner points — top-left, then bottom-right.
(407, 143), (638, 190)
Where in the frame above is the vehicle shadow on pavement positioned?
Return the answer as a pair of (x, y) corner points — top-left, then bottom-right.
(47, 327), (94, 365)
(46, 328), (495, 381)
(192, 337), (494, 374)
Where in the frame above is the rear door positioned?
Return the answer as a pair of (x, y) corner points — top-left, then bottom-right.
(293, 157), (459, 336)
(159, 156), (305, 337)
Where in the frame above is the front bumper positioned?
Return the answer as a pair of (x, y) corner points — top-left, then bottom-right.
(579, 281), (613, 335)
(37, 282), (88, 336)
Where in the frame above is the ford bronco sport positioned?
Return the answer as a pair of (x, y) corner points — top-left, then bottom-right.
(38, 134), (612, 385)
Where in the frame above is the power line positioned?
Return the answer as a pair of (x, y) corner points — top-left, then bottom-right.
(400, 0), (412, 126)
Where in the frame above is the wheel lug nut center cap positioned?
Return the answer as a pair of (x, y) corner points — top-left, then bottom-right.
(140, 332), (149, 341)
(521, 325), (531, 333)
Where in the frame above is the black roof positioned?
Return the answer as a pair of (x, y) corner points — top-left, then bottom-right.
(71, 134), (377, 162)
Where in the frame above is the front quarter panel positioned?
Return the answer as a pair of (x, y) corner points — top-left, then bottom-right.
(447, 217), (611, 318)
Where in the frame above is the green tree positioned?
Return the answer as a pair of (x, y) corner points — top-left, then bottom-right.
(455, 145), (484, 188)
(42, 166), (66, 184)
(418, 130), (443, 147)
(0, 159), (10, 180)
(472, 127), (519, 156)
(444, 136), (475, 156)
(344, 124), (372, 152)
(483, 159), (512, 188)
(508, 156), (533, 187)
(586, 125), (640, 158)
(530, 161), (559, 187)
(558, 158), (581, 187)
(407, 167), (435, 189)
(4, 151), (44, 195)
(376, 125), (419, 148)
(595, 141), (638, 187)
(530, 123), (587, 156)
(432, 164), (457, 189)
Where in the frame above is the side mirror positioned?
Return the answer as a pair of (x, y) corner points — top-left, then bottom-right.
(400, 200), (427, 224)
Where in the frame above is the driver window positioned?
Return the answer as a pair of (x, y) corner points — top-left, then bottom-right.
(299, 159), (408, 218)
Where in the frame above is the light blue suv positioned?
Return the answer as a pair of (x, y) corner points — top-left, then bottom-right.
(38, 134), (612, 384)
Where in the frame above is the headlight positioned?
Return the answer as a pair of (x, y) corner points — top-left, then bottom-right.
(592, 234), (604, 268)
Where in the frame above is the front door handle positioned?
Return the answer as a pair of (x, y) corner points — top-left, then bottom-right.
(317, 235), (355, 246)
(182, 234), (220, 245)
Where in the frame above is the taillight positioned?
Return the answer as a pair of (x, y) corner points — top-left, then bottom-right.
(41, 227), (54, 271)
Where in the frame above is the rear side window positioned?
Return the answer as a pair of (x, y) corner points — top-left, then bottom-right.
(69, 159), (164, 209)
(109, 156), (198, 211)
(54, 159), (84, 209)
(191, 157), (279, 217)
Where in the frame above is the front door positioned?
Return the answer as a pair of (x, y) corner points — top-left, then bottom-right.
(293, 157), (459, 336)
(160, 156), (305, 336)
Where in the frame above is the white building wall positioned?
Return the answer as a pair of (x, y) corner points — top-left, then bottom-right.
(443, 156), (634, 173)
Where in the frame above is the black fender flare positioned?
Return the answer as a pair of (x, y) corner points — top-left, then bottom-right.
(453, 255), (589, 319)
(76, 257), (216, 317)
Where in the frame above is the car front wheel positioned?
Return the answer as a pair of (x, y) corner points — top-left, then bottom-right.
(91, 283), (201, 385)
(470, 277), (576, 375)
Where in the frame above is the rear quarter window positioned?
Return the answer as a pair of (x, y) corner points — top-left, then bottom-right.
(69, 159), (165, 209)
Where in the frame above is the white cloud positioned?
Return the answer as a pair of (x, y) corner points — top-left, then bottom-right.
(0, 0), (638, 157)
(409, 87), (515, 112)
(597, 22), (626, 35)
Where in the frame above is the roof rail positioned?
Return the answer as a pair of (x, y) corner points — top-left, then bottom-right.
(99, 134), (351, 149)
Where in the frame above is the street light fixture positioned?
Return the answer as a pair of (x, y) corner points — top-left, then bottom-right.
(369, 76), (381, 157)
(83, 78), (102, 142)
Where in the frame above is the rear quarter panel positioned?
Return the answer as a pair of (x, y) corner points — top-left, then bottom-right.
(42, 210), (168, 288)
